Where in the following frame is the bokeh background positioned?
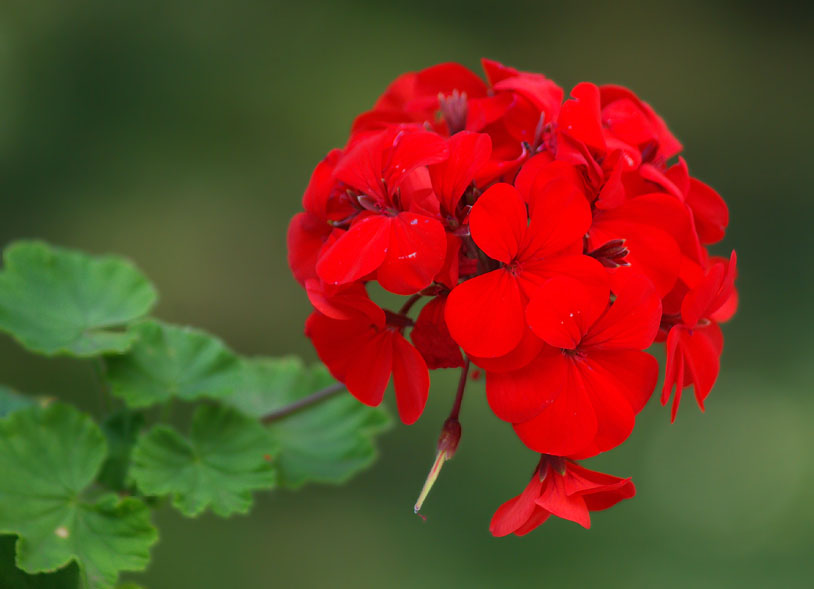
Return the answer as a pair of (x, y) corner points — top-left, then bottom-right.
(1, 1), (812, 587)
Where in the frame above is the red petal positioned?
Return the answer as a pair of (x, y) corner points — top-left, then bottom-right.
(525, 277), (610, 349)
(489, 471), (545, 537)
(681, 250), (736, 327)
(582, 480), (636, 511)
(661, 326), (686, 420)
(582, 273), (661, 351)
(391, 334), (430, 425)
(536, 467), (591, 528)
(513, 153), (559, 204)
(433, 233), (461, 290)
(590, 220), (680, 298)
(558, 82), (605, 151)
(481, 58), (520, 86)
(591, 350), (659, 415)
(595, 152), (627, 210)
(682, 323), (723, 410)
(466, 94), (514, 131)
(413, 62), (488, 98)
(287, 212), (332, 286)
(377, 213), (446, 295)
(305, 280), (384, 325)
(469, 327), (544, 373)
(335, 128), (448, 200)
(565, 463), (636, 511)
(486, 345), (565, 422)
(492, 73), (564, 122)
(334, 129), (391, 200)
(520, 177), (592, 259)
(516, 255), (608, 301)
(569, 353), (642, 457)
(686, 178), (729, 244)
(305, 312), (372, 382)
(345, 331), (393, 408)
(410, 296), (463, 370)
(512, 507), (552, 535)
(513, 360), (598, 456)
(384, 130), (449, 194)
(469, 183), (527, 264)
(302, 149), (342, 217)
(710, 288), (738, 324)
(706, 251), (738, 318)
(598, 193), (695, 258)
(600, 85), (682, 160)
(316, 215), (391, 286)
(429, 131), (492, 214)
(445, 270), (525, 358)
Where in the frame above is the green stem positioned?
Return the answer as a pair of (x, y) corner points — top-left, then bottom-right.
(91, 358), (111, 414)
(261, 382), (345, 424)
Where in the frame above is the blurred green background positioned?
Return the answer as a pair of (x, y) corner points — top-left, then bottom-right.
(1, 1), (812, 587)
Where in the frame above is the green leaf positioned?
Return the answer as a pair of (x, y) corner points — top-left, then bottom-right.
(104, 320), (241, 408)
(0, 535), (79, 589)
(224, 357), (391, 489)
(0, 404), (158, 589)
(0, 386), (34, 419)
(130, 404), (276, 517)
(0, 241), (157, 357)
(97, 410), (145, 491)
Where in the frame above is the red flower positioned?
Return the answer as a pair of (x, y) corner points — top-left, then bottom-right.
(287, 149), (345, 286)
(444, 181), (597, 359)
(490, 455), (635, 536)
(305, 290), (429, 425)
(351, 62), (493, 135)
(488, 274), (661, 458)
(314, 126), (450, 295)
(662, 251), (737, 420)
(599, 84), (683, 165)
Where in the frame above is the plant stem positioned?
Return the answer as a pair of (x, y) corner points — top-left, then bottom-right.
(261, 382), (346, 423)
(413, 357), (469, 516)
(91, 358), (111, 414)
(449, 356), (470, 421)
(398, 293), (422, 316)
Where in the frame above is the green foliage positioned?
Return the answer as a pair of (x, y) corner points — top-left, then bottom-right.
(0, 535), (79, 588)
(104, 320), (241, 408)
(0, 404), (158, 589)
(131, 405), (276, 517)
(0, 242), (157, 357)
(0, 240), (391, 586)
(227, 357), (391, 489)
(97, 410), (146, 491)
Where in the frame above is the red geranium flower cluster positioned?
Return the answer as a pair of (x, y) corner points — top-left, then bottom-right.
(287, 59), (737, 535)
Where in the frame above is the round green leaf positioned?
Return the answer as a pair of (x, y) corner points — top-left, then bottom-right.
(225, 357), (391, 489)
(0, 241), (157, 357)
(0, 404), (158, 589)
(104, 320), (241, 408)
(130, 404), (276, 517)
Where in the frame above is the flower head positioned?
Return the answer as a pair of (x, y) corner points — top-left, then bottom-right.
(286, 59), (737, 534)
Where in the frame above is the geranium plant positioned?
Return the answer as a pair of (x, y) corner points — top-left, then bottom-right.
(0, 59), (736, 587)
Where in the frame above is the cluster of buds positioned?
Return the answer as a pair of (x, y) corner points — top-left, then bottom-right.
(287, 59), (737, 535)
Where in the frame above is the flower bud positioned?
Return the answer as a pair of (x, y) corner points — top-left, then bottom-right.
(414, 417), (462, 517)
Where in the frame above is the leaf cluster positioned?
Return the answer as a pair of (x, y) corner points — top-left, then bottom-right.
(0, 241), (390, 588)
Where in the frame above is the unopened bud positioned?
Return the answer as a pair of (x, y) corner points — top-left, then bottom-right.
(414, 417), (462, 517)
